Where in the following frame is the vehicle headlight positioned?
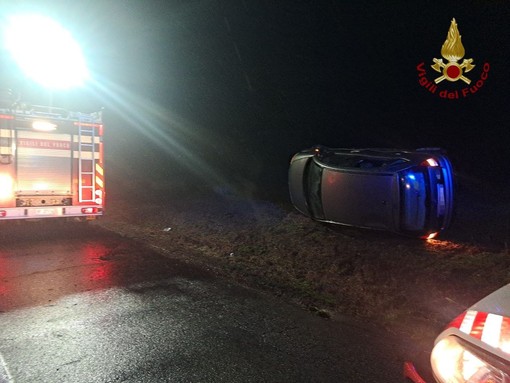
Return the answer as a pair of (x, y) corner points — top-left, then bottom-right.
(431, 335), (510, 382)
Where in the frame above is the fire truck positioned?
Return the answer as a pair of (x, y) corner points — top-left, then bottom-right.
(0, 91), (104, 221)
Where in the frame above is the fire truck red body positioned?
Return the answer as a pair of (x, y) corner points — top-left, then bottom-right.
(0, 100), (104, 221)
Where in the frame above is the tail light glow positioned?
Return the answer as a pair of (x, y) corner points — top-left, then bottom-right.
(426, 232), (439, 240)
(422, 158), (439, 167)
(81, 207), (101, 214)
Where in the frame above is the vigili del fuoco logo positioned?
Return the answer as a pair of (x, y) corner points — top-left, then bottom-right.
(416, 18), (490, 99)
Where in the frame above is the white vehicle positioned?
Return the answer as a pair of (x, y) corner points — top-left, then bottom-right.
(404, 283), (510, 382)
(0, 92), (104, 221)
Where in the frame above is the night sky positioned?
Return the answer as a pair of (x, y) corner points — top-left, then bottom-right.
(1, 1), (509, 200)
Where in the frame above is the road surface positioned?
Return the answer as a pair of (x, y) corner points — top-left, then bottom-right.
(0, 220), (407, 382)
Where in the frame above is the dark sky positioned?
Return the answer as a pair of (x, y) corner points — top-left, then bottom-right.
(1, 1), (509, 198)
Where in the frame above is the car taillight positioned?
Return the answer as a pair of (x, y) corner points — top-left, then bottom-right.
(425, 232), (439, 240)
(0, 210), (6, 217)
(422, 158), (439, 167)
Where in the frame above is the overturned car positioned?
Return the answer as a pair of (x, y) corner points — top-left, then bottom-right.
(288, 146), (454, 239)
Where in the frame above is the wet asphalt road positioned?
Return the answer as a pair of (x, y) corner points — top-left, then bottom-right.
(0, 221), (406, 382)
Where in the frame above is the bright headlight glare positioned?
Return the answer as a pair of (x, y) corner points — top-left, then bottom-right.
(431, 336), (510, 382)
(0, 174), (13, 200)
(32, 121), (57, 131)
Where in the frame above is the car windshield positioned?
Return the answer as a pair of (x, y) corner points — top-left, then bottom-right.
(400, 167), (428, 231)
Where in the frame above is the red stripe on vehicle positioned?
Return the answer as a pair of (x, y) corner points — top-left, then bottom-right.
(470, 311), (488, 340)
(447, 311), (467, 330)
(448, 310), (510, 355)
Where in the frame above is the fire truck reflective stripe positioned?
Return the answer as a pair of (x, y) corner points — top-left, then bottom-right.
(99, 141), (104, 159)
(482, 313), (503, 348)
(19, 131), (68, 141)
(460, 310), (477, 334)
(73, 122), (102, 128)
(20, 148), (71, 158)
(448, 311), (467, 329)
(471, 311), (489, 340)
(73, 136), (100, 144)
(73, 151), (99, 160)
(95, 163), (104, 199)
(450, 310), (510, 354)
(500, 317), (510, 354)
(501, 317), (510, 340)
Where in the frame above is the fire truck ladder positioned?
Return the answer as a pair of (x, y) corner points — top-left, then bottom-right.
(77, 120), (96, 203)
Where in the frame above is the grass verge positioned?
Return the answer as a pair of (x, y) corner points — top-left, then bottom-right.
(96, 187), (510, 350)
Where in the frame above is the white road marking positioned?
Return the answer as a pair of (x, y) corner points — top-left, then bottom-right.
(0, 353), (13, 383)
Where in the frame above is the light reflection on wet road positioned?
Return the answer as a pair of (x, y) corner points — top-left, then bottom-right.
(0, 221), (405, 382)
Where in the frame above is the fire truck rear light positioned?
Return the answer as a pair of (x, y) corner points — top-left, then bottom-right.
(82, 207), (100, 214)
(0, 210), (6, 217)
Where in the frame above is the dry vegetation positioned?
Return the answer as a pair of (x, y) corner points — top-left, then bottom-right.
(96, 182), (510, 351)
